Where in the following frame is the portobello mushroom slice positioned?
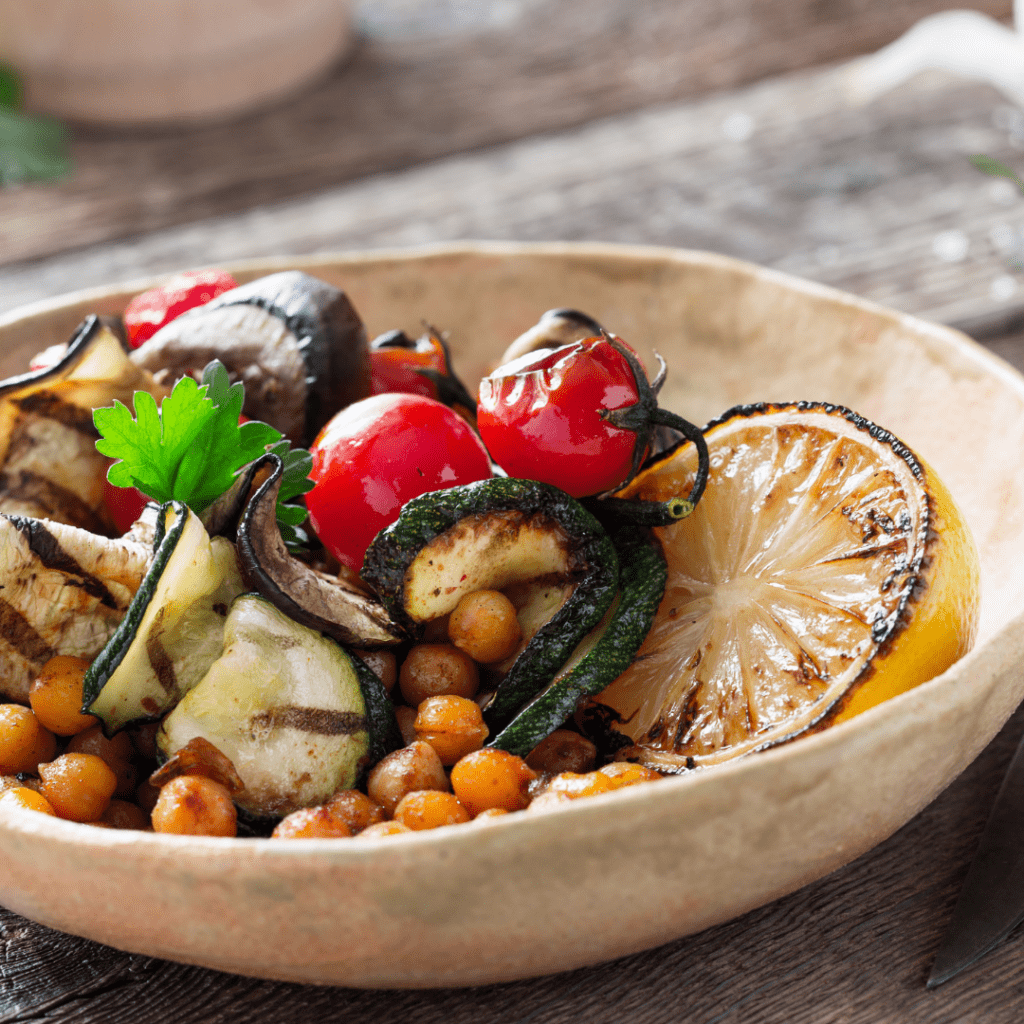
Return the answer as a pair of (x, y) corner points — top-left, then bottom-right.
(0, 316), (166, 533)
(157, 594), (399, 819)
(83, 503), (246, 734)
(0, 514), (152, 701)
(130, 271), (370, 446)
(496, 308), (605, 367)
(362, 477), (619, 733)
(235, 453), (404, 648)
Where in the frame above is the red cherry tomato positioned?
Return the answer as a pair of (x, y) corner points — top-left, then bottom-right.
(123, 269), (238, 349)
(369, 331), (448, 400)
(103, 477), (150, 535)
(307, 394), (492, 574)
(477, 337), (645, 498)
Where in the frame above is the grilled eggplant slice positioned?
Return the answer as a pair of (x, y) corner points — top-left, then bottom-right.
(0, 316), (165, 532)
(496, 308), (605, 367)
(157, 594), (396, 819)
(362, 477), (619, 734)
(236, 453), (404, 647)
(0, 514), (152, 701)
(83, 503), (245, 733)
(130, 271), (370, 445)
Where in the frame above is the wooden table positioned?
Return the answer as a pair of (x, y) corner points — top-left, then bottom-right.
(3, 2), (1024, 1019)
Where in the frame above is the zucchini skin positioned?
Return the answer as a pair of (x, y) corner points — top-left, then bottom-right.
(488, 531), (668, 757)
(80, 501), (187, 720)
(350, 651), (403, 776)
(364, 477), (619, 735)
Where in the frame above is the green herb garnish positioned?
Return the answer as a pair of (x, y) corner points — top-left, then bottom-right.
(94, 360), (314, 548)
(970, 154), (1024, 194)
(0, 64), (72, 186)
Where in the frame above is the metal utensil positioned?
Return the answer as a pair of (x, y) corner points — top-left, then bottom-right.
(928, 727), (1024, 987)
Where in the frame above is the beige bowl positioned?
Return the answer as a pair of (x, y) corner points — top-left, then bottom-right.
(0, 242), (1022, 988)
(0, 0), (353, 125)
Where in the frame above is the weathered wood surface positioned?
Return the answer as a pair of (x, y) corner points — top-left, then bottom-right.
(0, 0), (1012, 267)
(6, 62), (1024, 349)
(1, 699), (1022, 1023)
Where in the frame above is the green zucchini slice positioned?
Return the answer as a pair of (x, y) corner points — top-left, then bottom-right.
(83, 503), (245, 733)
(362, 477), (619, 733)
(487, 531), (668, 757)
(158, 594), (389, 818)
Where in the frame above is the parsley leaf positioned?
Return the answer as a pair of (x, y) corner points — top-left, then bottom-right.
(94, 361), (313, 549)
(971, 154), (1024, 194)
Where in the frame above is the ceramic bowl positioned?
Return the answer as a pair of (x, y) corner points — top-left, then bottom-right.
(0, 0), (353, 125)
(0, 242), (1022, 988)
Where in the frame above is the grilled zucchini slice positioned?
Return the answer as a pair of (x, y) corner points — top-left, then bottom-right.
(83, 502), (245, 733)
(158, 594), (396, 819)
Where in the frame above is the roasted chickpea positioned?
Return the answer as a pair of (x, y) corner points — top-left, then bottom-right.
(545, 771), (615, 801)
(272, 806), (353, 839)
(366, 741), (449, 817)
(598, 762), (663, 788)
(394, 705), (418, 746)
(472, 807), (509, 822)
(357, 820), (413, 838)
(101, 799), (151, 830)
(325, 790), (386, 834)
(450, 748), (536, 816)
(67, 724), (137, 799)
(413, 695), (489, 766)
(399, 644), (479, 706)
(448, 590), (522, 663)
(0, 786), (55, 816)
(29, 656), (97, 736)
(0, 704), (56, 775)
(393, 790), (471, 830)
(151, 775), (237, 837)
(526, 729), (597, 774)
(38, 753), (117, 822)
(352, 649), (398, 694)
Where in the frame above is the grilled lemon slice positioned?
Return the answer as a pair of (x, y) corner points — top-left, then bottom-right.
(591, 402), (980, 772)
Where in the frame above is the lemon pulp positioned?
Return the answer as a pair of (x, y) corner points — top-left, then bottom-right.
(593, 402), (980, 772)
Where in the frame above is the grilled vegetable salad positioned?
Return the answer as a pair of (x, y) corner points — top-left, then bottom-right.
(0, 272), (710, 836)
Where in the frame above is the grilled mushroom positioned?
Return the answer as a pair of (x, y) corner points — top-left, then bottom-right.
(235, 454), (404, 647)
(496, 308), (605, 367)
(130, 271), (371, 446)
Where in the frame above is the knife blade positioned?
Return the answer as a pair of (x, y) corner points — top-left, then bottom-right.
(928, 727), (1024, 988)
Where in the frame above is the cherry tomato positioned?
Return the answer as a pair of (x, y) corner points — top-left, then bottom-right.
(477, 337), (646, 498)
(307, 394), (492, 574)
(123, 269), (238, 349)
(369, 329), (476, 424)
(103, 478), (150, 534)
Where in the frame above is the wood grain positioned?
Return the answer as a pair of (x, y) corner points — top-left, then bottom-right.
(0, 0), (1012, 267)
(2, 694), (1022, 1023)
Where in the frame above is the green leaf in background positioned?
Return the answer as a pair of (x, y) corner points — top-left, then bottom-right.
(0, 63), (22, 110)
(0, 62), (72, 186)
(970, 154), (1024, 195)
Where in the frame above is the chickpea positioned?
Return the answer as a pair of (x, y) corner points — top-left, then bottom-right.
(151, 775), (237, 837)
(0, 705), (56, 775)
(352, 649), (398, 695)
(450, 748), (536, 816)
(394, 705), (418, 746)
(29, 656), (97, 736)
(545, 771), (615, 801)
(525, 790), (573, 814)
(598, 762), (663, 788)
(357, 820), (413, 839)
(0, 786), (55, 816)
(366, 741), (449, 817)
(325, 790), (386, 834)
(448, 590), (522, 663)
(526, 729), (597, 775)
(38, 753), (117, 822)
(67, 724), (137, 799)
(414, 695), (489, 766)
(393, 790), (471, 830)
(472, 807), (509, 823)
(135, 779), (161, 814)
(399, 644), (479, 706)
(128, 720), (161, 760)
(272, 806), (353, 839)
(101, 799), (151, 831)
